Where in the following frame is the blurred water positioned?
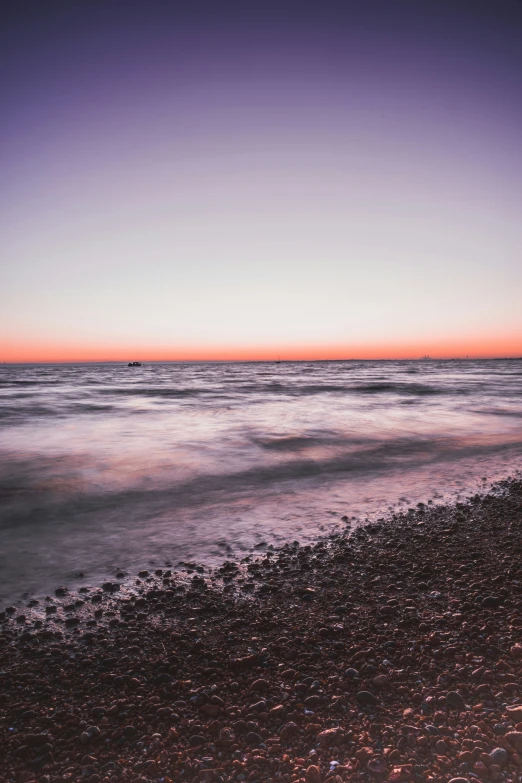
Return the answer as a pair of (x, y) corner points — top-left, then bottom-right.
(1, 358), (522, 603)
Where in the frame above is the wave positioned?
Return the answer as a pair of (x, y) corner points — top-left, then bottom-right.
(91, 381), (449, 398)
(68, 403), (116, 413)
(2, 436), (522, 531)
(0, 405), (59, 421)
(475, 408), (522, 418)
(255, 434), (343, 452)
(0, 380), (51, 387)
(96, 386), (216, 398)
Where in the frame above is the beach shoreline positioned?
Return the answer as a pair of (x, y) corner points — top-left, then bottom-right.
(1, 477), (522, 782)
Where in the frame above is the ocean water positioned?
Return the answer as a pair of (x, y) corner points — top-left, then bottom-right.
(1, 359), (522, 604)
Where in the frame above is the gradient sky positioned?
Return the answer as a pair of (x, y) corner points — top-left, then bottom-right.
(1, 0), (521, 361)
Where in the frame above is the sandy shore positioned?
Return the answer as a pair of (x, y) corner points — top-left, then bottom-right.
(1, 479), (522, 783)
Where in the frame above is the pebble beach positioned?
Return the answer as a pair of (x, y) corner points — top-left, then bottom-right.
(2, 479), (522, 783)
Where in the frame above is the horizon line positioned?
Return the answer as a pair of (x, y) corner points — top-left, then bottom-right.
(2, 355), (522, 366)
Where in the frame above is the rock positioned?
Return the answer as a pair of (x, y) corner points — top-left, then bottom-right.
(345, 668), (359, 679)
(230, 654), (259, 670)
(373, 674), (389, 687)
(233, 720), (247, 735)
(506, 705), (522, 721)
(201, 703), (219, 717)
(25, 733), (49, 747)
(367, 757), (387, 775)
(304, 695), (321, 708)
(123, 726), (137, 738)
(250, 678), (269, 691)
(482, 595), (501, 607)
(317, 727), (343, 746)
(506, 731), (522, 752)
(86, 725), (100, 739)
(446, 691), (466, 710)
(154, 672), (173, 684)
(355, 746), (374, 762)
(305, 764), (322, 783)
(245, 731), (263, 747)
(189, 734), (206, 746)
(510, 644), (522, 660)
(279, 722), (298, 741)
(356, 690), (378, 706)
(490, 747), (509, 766)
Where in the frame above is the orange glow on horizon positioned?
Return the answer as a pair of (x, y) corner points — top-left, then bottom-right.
(2, 335), (522, 363)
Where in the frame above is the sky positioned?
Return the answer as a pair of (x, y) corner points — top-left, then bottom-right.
(1, 0), (521, 362)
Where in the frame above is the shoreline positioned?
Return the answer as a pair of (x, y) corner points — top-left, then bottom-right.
(2, 478), (522, 783)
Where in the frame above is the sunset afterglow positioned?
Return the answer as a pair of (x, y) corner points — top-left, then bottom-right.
(1, 1), (521, 362)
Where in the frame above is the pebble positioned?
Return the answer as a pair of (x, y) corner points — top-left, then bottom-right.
(506, 705), (522, 721)
(490, 747), (509, 766)
(305, 765), (322, 783)
(506, 731), (522, 751)
(446, 690), (466, 710)
(356, 690), (378, 706)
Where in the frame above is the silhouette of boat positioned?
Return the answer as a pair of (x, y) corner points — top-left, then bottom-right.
(127, 361), (142, 367)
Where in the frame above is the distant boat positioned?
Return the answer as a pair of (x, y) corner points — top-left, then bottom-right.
(127, 361), (142, 367)
(275, 355), (282, 364)
(420, 355), (431, 360)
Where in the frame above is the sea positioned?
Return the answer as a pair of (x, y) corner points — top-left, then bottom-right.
(1, 359), (522, 605)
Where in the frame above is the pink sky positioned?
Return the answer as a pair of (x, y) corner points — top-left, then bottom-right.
(1, 1), (521, 362)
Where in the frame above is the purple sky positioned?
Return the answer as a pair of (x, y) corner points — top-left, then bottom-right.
(1, 0), (522, 360)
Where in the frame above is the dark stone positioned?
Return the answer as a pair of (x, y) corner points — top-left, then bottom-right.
(245, 731), (263, 748)
(123, 726), (137, 738)
(25, 734), (49, 747)
(490, 747), (508, 767)
(482, 596), (501, 608)
(446, 691), (466, 710)
(356, 691), (378, 706)
(154, 672), (173, 685)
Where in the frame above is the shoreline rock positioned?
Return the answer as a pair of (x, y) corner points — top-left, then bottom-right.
(1, 478), (522, 782)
